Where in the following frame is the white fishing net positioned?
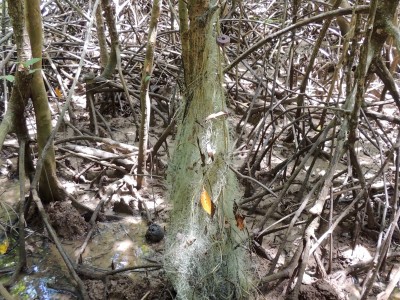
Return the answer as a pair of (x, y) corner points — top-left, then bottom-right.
(164, 79), (251, 299)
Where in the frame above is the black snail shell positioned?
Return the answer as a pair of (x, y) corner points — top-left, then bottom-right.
(145, 223), (164, 243)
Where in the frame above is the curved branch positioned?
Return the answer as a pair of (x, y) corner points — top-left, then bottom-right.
(224, 6), (370, 73)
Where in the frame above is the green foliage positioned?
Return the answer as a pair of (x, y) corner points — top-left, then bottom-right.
(0, 74), (15, 82)
(23, 57), (41, 67)
(28, 68), (41, 74)
(0, 58), (42, 82)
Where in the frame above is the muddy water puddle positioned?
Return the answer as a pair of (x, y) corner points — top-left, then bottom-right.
(2, 216), (160, 299)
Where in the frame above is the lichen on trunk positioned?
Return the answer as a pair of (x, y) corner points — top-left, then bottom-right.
(164, 1), (251, 299)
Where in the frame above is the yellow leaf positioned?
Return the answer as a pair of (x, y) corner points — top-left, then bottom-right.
(55, 87), (62, 98)
(0, 237), (9, 255)
(200, 187), (215, 217)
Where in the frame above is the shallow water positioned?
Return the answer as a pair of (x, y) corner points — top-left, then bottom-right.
(1, 216), (156, 299)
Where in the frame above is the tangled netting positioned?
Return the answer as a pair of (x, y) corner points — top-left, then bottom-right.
(164, 84), (252, 299)
(164, 6), (252, 297)
(164, 212), (248, 299)
(164, 158), (251, 298)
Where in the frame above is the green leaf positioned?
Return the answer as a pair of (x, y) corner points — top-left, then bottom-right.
(0, 75), (15, 82)
(24, 57), (41, 67)
(144, 75), (151, 83)
(28, 68), (41, 74)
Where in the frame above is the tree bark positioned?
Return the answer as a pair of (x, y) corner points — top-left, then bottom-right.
(99, 0), (119, 79)
(95, 3), (109, 69)
(137, 0), (162, 189)
(25, 0), (65, 202)
(0, 0), (31, 151)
